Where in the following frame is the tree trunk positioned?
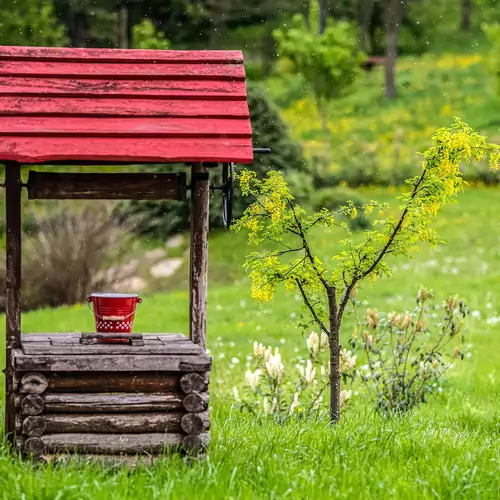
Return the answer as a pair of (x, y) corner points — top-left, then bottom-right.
(358, 0), (376, 53)
(328, 290), (341, 423)
(460, 0), (472, 31)
(318, 0), (330, 34)
(118, 3), (129, 49)
(72, 11), (88, 48)
(384, 0), (404, 99)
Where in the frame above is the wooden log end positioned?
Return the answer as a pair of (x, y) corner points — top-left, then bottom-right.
(22, 416), (46, 437)
(182, 433), (210, 454)
(24, 437), (45, 456)
(180, 372), (206, 394)
(180, 412), (210, 435)
(20, 372), (49, 394)
(20, 394), (44, 416)
(182, 393), (209, 413)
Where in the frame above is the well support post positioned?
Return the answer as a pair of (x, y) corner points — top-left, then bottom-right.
(189, 163), (210, 351)
(4, 162), (22, 444)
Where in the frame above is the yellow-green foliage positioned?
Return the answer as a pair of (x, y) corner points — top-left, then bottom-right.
(235, 120), (500, 312)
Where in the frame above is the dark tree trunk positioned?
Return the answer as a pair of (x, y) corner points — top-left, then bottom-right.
(328, 289), (340, 423)
(358, 0), (376, 53)
(118, 3), (130, 49)
(318, 0), (330, 34)
(384, 0), (404, 99)
(460, 0), (472, 31)
(261, 24), (276, 78)
(72, 11), (88, 48)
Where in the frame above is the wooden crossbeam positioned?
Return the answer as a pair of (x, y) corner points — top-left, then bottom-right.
(27, 171), (187, 200)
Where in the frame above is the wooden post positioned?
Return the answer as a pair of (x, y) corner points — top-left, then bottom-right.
(4, 162), (22, 443)
(189, 163), (210, 351)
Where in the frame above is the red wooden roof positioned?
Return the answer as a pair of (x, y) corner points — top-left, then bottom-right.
(0, 46), (253, 165)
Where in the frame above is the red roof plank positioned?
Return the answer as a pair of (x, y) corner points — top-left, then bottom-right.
(0, 137), (254, 164)
(0, 77), (247, 99)
(0, 117), (252, 137)
(0, 61), (245, 80)
(0, 46), (253, 165)
(0, 97), (249, 118)
(0, 46), (243, 64)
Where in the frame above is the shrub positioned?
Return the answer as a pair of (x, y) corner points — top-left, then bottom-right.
(353, 286), (469, 416)
(0, 204), (140, 311)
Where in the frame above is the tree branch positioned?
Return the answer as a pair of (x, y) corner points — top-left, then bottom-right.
(295, 279), (330, 336)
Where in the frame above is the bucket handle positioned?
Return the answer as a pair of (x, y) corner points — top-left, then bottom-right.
(87, 297), (142, 322)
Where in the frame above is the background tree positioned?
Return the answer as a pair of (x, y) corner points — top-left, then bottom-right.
(461, 0), (473, 31)
(384, 0), (405, 98)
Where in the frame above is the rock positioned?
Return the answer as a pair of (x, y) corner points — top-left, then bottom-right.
(150, 258), (183, 278)
(113, 276), (148, 293)
(145, 248), (166, 261)
(165, 234), (184, 249)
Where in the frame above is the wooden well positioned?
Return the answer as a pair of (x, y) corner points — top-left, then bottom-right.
(0, 45), (254, 461)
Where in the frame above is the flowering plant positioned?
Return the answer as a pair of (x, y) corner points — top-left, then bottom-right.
(353, 286), (469, 415)
(233, 332), (356, 420)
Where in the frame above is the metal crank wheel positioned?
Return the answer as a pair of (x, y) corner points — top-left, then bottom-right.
(222, 162), (234, 228)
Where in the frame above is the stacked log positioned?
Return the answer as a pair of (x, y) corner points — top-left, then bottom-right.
(16, 371), (210, 458)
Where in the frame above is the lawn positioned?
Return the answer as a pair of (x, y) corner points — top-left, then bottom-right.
(2, 187), (500, 499)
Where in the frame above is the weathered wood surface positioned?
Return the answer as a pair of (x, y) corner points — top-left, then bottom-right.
(43, 372), (182, 393)
(182, 393), (209, 413)
(23, 343), (202, 355)
(0, 47), (243, 63)
(180, 412), (210, 435)
(0, 46), (253, 165)
(182, 433), (210, 453)
(14, 350), (211, 372)
(180, 372), (207, 394)
(20, 393), (185, 413)
(4, 162), (21, 443)
(22, 413), (184, 436)
(22, 333), (185, 343)
(20, 394), (44, 416)
(26, 433), (188, 455)
(189, 164), (210, 351)
(20, 373), (49, 394)
(27, 172), (187, 201)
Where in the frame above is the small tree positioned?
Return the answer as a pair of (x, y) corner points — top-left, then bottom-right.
(132, 19), (170, 50)
(273, 0), (363, 140)
(234, 120), (500, 423)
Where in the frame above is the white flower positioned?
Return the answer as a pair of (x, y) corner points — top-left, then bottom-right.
(340, 389), (352, 407)
(306, 332), (320, 357)
(253, 341), (266, 358)
(320, 365), (328, 380)
(263, 346), (273, 362)
(233, 387), (241, 402)
(266, 352), (284, 381)
(263, 397), (269, 413)
(245, 369), (261, 390)
(304, 359), (316, 384)
(320, 332), (329, 351)
(340, 349), (357, 373)
(289, 392), (300, 415)
(231, 357), (240, 364)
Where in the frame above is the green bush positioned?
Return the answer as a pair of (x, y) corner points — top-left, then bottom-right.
(122, 83), (312, 239)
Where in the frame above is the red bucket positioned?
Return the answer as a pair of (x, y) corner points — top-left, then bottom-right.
(88, 293), (142, 336)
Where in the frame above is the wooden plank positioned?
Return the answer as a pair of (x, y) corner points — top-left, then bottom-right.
(0, 77), (247, 98)
(14, 351), (210, 372)
(0, 117), (251, 137)
(27, 172), (187, 201)
(0, 62), (245, 80)
(46, 372), (182, 393)
(22, 333), (186, 342)
(0, 97), (250, 118)
(0, 47), (243, 63)
(40, 393), (184, 413)
(4, 161), (21, 444)
(29, 432), (189, 455)
(189, 164), (210, 351)
(0, 137), (253, 165)
(22, 343), (202, 355)
(22, 413), (183, 436)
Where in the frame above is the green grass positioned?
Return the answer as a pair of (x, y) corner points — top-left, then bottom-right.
(2, 187), (500, 498)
